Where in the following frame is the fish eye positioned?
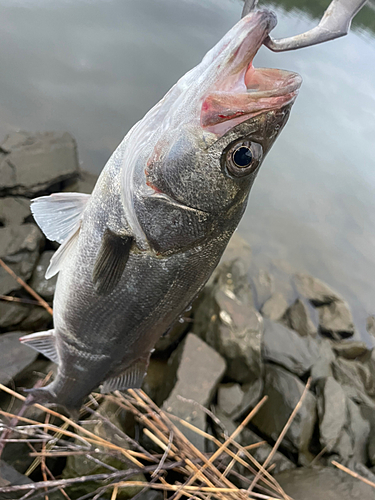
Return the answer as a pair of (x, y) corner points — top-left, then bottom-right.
(223, 140), (263, 178)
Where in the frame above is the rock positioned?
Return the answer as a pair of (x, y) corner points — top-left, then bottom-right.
(283, 297), (318, 337)
(0, 332), (38, 386)
(63, 399), (145, 499)
(331, 357), (375, 407)
(0, 197), (31, 226)
(319, 301), (355, 339)
(142, 357), (176, 406)
(251, 364), (317, 460)
(163, 333), (226, 451)
(0, 300), (30, 330)
(67, 170), (98, 194)
(217, 384), (244, 417)
(231, 378), (263, 421)
(217, 232), (252, 269)
(0, 224), (44, 296)
(260, 292), (289, 321)
(18, 306), (53, 331)
(240, 428), (296, 474)
(316, 377), (347, 453)
(347, 399), (370, 464)
(262, 319), (319, 377)
(310, 339), (336, 381)
(0, 460), (33, 500)
(29, 250), (57, 300)
(194, 259), (263, 384)
(294, 273), (343, 306)
(367, 315), (375, 337)
(274, 466), (375, 500)
(133, 492), (163, 500)
(250, 268), (274, 309)
(0, 132), (80, 196)
(332, 341), (370, 360)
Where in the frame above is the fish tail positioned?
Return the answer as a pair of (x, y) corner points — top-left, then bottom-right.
(24, 386), (80, 420)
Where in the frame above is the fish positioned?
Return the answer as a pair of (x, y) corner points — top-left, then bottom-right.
(20, 8), (302, 417)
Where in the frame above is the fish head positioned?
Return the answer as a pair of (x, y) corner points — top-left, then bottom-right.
(130, 9), (302, 250)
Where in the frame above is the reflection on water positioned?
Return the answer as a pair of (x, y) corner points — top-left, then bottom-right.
(0, 0), (374, 340)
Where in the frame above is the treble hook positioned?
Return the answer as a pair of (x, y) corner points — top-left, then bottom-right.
(242, 0), (368, 51)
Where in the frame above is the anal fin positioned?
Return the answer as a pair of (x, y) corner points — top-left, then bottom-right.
(101, 359), (148, 394)
(92, 229), (133, 295)
(20, 330), (58, 363)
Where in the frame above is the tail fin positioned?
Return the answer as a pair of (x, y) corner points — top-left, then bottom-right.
(24, 386), (80, 420)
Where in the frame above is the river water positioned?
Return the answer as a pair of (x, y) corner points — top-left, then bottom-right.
(1, 0), (375, 339)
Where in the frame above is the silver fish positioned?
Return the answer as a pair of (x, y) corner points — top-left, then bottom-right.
(21, 9), (301, 416)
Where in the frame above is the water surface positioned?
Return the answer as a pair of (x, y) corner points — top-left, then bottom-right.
(1, 0), (375, 339)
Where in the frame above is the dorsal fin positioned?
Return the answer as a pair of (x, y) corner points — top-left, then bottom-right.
(19, 330), (58, 363)
(31, 192), (90, 243)
(92, 229), (133, 295)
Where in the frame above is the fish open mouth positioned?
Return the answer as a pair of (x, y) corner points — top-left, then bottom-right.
(200, 9), (302, 134)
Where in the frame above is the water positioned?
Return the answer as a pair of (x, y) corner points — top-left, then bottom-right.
(1, 0), (375, 339)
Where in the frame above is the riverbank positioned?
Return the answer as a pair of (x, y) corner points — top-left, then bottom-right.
(0, 131), (375, 499)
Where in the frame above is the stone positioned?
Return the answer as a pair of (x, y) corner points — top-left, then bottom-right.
(0, 224), (44, 296)
(134, 492), (163, 500)
(294, 273), (343, 306)
(67, 169), (98, 194)
(217, 232), (252, 269)
(331, 357), (375, 407)
(142, 357), (176, 407)
(240, 428), (296, 474)
(29, 250), (57, 300)
(262, 319), (319, 377)
(231, 378), (263, 421)
(0, 132), (80, 197)
(0, 459), (33, 500)
(63, 399), (145, 499)
(0, 332), (37, 386)
(367, 315), (375, 337)
(319, 301), (355, 339)
(0, 300), (30, 330)
(194, 259), (263, 384)
(251, 364), (317, 459)
(18, 306), (53, 331)
(163, 333), (226, 450)
(217, 384), (244, 417)
(310, 339), (336, 382)
(274, 466), (375, 500)
(261, 292), (289, 321)
(283, 298), (318, 337)
(316, 377), (347, 453)
(347, 399), (370, 464)
(250, 268), (274, 309)
(0, 197), (31, 226)
(332, 341), (370, 360)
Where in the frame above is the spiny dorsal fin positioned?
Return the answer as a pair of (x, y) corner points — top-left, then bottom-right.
(100, 359), (148, 394)
(92, 229), (133, 296)
(31, 192), (90, 243)
(19, 330), (58, 363)
(45, 224), (81, 279)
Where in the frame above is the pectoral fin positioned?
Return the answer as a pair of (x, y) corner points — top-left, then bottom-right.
(92, 229), (133, 295)
(101, 358), (148, 393)
(19, 330), (58, 363)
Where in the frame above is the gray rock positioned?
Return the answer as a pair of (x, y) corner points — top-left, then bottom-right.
(331, 357), (375, 407)
(194, 259), (262, 384)
(251, 364), (317, 460)
(0, 224), (44, 295)
(283, 297), (318, 337)
(250, 268), (274, 309)
(0, 300), (30, 330)
(332, 341), (370, 360)
(294, 273), (343, 306)
(319, 301), (355, 339)
(163, 333), (226, 450)
(262, 319), (319, 377)
(316, 377), (347, 452)
(217, 232), (252, 270)
(274, 466), (375, 500)
(18, 306), (53, 331)
(0, 132), (79, 196)
(29, 250), (57, 300)
(66, 169), (98, 194)
(142, 357), (176, 407)
(347, 399), (370, 464)
(367, 315), (375, 337)
(217, 383), (244, 417)
(261, 292), (289, 321)
(231, 378), (263, 421)
(0, 197), (31, 226)
(240, 428), (296, 474)
(0, 459), (33, 500)
(0, 332), (37, 386)
(310, 339), (336, 381)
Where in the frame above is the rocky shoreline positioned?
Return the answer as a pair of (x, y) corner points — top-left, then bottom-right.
(0, 131), (375, 499)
